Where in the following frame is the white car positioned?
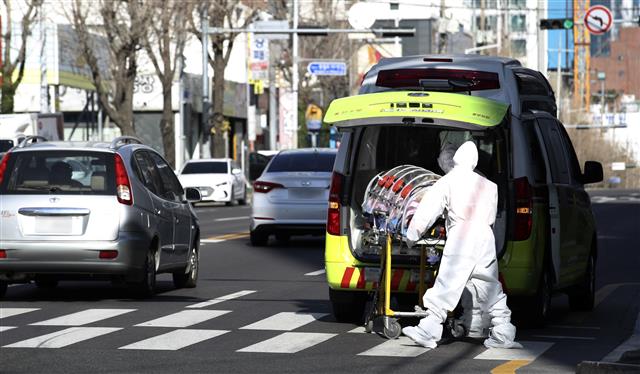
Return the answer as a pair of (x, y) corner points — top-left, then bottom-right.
(250, 148), (337, 246)
(178, 158), (247, 205)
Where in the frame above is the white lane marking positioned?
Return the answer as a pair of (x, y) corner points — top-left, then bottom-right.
(532, 335), (596, 341)
(186, 290), (257, 309)
(214, 216), (250, 222)
(358, 336), (431, 357)
(135, 310), (230, 328)
(549, 325), (601, 330)
(240, 312), (328, 331)
(0, 326), (16, 332)
(31, 309), (135, 326)
(304, 269), (326, 276)
(3, 327), (121, 348)
(237, 332), (336, 353)
(602, 311), (640, 362)
(0, 308), (40, 319)
(119, 329), (230, 350)
(474, 341), (554, 360)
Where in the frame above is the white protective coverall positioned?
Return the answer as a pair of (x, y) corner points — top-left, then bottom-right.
(402, 141), (521, 349)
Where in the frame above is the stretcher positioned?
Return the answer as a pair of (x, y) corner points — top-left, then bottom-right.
(360, 166), (465, 339)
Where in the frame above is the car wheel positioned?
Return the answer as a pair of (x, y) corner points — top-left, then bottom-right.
(527, 267), (552, 327)
(238, 189), (247, 205)
(275, 233), (290, 243)
(0, 281), (7, 298)
(329, 288), (367, 324)
(131, 249), (157, 298)
(568, 251), (596, 311)
(250, 230), (268, 246)
(35, 278), (59, 289)
(173, 244), (199, 289)
(226, 191), (235, 207)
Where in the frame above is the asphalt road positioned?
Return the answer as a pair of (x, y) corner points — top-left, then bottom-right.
(1, 191), (639, 373)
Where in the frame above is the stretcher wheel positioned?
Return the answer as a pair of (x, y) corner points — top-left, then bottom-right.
(450, 319), (467, 339)
(383, 320), (401, 339)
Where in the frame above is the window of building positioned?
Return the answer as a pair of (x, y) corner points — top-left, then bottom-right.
(510, 39), (526, 57)
(475, 15), (498, 31)
(511, 15), (526, 32)
(509, 0), (526, 8)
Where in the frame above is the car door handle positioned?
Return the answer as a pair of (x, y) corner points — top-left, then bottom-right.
(155, 209), (161, 215)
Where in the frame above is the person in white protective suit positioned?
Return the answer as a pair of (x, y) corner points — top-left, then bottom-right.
(402, 141), (522, 349)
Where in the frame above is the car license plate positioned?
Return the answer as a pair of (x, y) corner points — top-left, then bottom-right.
(34, 216), (80, 235)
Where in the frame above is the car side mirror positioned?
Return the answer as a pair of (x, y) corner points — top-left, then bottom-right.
(582, 161), (603, 184)
(184, 187), (202, 202)
(231, 168), (242, 175)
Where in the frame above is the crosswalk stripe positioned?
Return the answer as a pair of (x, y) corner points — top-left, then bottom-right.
(240, 312), (328, 331)
(119, 329), (230, 350)
(348, 326), (367, 333)
(0, 326), (16, 332)
(30, 309), (136, 326)
(473, 341), (554, 361)
(3, 327), (121, 348)
(358, 336), (431, 357)
(186, 290), (257, 309)
(135, 310), (231, 328)
(237, 332), (336, 353)
(0, 308), (40, 319)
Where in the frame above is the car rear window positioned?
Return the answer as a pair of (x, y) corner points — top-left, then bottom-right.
(0, 151), (116, 195)
(181, 161), (228, 174)
(267, 152), (336, 172)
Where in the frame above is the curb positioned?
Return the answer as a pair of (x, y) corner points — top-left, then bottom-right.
(576, 361), (640, 373)
(576, 311), (640, 373)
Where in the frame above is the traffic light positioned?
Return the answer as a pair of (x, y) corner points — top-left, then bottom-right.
(539, 18), (574, 30)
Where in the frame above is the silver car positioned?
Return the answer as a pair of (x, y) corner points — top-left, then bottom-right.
(250, 148), (337, 246)
(0, 136), (201, 298)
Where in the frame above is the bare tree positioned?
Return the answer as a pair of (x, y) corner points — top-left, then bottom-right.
(71, 0), (151, 136)
(190, 0), (256, 158)
(1, 0), (39, 113)
(141, 0), (191, 167)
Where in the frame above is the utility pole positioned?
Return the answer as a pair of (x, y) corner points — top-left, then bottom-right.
(268, 62), (277, 150)
(291, 0), (299, 149)
(201, 8), (211, 158)
(39, 3), (48, 114)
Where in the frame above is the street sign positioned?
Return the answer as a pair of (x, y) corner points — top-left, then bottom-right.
(611, 162), (626, 171)
(584, 5), (613, 35)
(249, 35), (269, 81)
(307, 61), (347, 76)
(252, 20), (289, 40)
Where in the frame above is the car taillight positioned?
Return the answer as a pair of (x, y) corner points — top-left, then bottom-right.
(253, 180), (284, 193)
(114, 154), (133, 205)
(327, 172), (344, 236)
(514, 177), (532, 241)
(375, 68), (500, 91)
(0, 249), (6, 259)
(0, 152), (11, 185)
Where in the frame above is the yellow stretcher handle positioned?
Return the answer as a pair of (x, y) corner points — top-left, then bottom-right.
(384, 234), (394, 317)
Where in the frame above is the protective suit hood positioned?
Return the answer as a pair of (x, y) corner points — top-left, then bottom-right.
(453, 141), (478, 170)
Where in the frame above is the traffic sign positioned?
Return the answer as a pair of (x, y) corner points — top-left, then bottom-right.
(584, 5), (613, 35)
(307, 61), (347, 76)
(305, 104), (323, 132)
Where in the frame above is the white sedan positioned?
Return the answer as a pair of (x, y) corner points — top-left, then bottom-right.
(178, 158), (247, 205)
